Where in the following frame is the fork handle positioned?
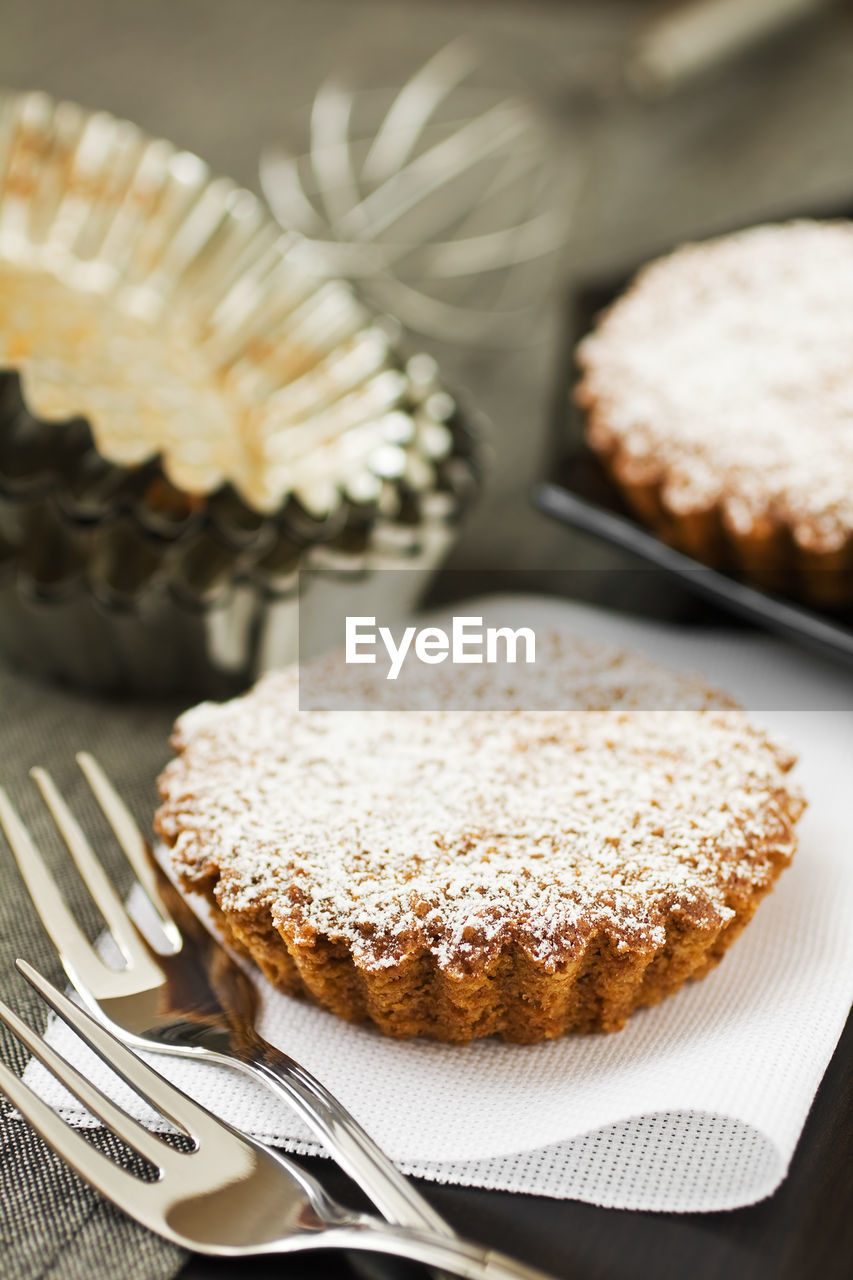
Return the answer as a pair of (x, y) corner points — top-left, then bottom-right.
(231, 1037), (456, 1239)
(294, 1218), (558, 1280)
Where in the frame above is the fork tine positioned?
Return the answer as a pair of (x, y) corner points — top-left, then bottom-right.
(75, 752), (181, 952)
(0, 1052), (150, 1207)
(0, 992), (178, 1169)
(30, 767), (154, 970)
(16, 959), (245, 1155)
(0, 787), (113, 993)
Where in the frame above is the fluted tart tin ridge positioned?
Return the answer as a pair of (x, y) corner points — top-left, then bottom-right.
(0, 89), (482, 695)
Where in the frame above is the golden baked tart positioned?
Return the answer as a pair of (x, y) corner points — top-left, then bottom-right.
(155, 634), (804, 1043)
(575, 221), (853, 607)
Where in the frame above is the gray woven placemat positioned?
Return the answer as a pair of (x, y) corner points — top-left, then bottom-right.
(0, 662), (188, 1280)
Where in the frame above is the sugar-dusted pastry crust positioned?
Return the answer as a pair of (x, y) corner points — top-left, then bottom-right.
(575, 221), (853, 606)
(155, 635), (805, 1042)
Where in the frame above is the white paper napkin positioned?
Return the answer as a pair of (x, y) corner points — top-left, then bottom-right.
(23, 598), (853, 1213)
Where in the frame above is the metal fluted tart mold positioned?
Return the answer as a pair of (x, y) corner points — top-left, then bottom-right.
(0, 90), (482, 694)
(0, 360), (479, 695)
(0, 89), (475, 516)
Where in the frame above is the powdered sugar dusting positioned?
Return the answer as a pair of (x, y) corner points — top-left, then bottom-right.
(576, 221), (853, 549)
(156, 635), (803, 975)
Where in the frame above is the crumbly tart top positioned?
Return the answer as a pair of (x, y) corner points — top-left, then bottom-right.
(576, 221), (853, 551)
(156, 634), (803, 976)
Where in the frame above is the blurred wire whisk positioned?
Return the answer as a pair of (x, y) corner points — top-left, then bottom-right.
(260, 40), (581, 347)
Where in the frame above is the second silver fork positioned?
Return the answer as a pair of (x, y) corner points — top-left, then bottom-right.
(0, 752), (455, 1242)
(1, 960), (555, 1280)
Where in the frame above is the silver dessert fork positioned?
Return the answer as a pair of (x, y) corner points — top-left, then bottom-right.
(0, 960), (554, 1278)
(0, 753), (452, 1239)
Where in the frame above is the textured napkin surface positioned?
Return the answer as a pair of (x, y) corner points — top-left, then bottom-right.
(22, 599), (853, 1214)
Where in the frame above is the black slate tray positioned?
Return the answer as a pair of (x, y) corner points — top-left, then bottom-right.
(534, 206), (853, 669)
